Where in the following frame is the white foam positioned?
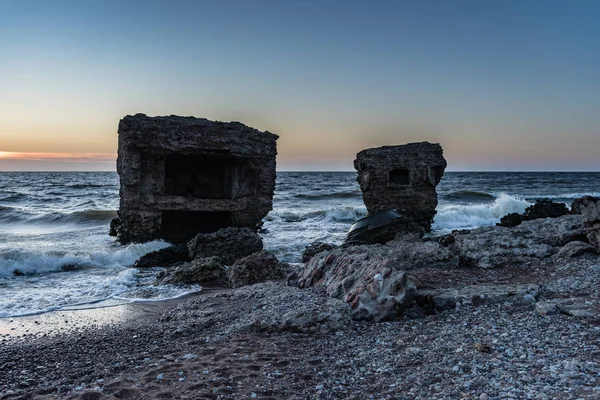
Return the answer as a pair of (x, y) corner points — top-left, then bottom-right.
(433, 193), (531, 232)
(0, 240), (170, 277)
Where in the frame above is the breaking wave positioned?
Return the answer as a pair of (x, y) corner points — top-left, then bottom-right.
(0, 208), (117, 227)
(433, 193), (531, 232)
(441, 190), (496, 203)
(0, 240), (170, 276)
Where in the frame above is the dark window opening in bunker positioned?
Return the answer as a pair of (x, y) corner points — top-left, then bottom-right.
(389, 168), (411, 185)
(165, 154), (234, 199)
(160, 211), (232, 243)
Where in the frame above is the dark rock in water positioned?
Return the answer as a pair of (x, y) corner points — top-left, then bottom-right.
(499, 199), (568, 228)
(523, 199), (569, 220)
(345, 210), (425, 245)
(302, 242), (336, 263)
(228, 250), (288, 288)
(113, 114), (278, 244)
(187, 227), (263, 265)
(354, 142), (447, 232)
(155, 257), (226, 285)
(109, 217), (120, 237)
(498, 212), (524, 228)
(134, 244), (189, 268)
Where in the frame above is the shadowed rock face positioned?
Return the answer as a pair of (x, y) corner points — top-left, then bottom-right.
(113, 114), (278, 243)
(354, 142), (447, 231)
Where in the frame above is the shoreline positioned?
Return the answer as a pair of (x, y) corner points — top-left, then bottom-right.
(0, 288), (226, 340)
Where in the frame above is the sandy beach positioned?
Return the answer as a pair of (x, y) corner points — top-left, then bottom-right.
(2, 270), (600, 400)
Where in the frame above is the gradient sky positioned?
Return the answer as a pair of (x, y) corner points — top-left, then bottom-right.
(1, 0), (599, 171)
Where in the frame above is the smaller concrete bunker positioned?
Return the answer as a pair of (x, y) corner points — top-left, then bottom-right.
(354, 142), (447, 231)
(113, 114), (278, 244)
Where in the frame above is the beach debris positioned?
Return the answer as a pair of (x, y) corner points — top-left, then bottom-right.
(354, 141), (447, 233)
(112, 114), (278, 244)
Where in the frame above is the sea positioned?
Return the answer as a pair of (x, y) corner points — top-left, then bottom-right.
(1, 171), (599, 318)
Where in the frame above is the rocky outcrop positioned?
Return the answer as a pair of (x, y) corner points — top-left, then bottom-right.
(155, 257), (226, 286)
(498, 199), (569, 227)
(114, 114), (278, 244)
(354, 142), (447, 232)
(187, 227), (263, 265)
(302, 242), (336, 263)
(576, 196), (600, 249)
(134, 244), (189, 268)
(292, 213), (596, 321)
(228, 250), (288, 288)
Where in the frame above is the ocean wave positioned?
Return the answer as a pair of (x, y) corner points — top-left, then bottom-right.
(433, 193), (531, 232)
(0, 209), (117, 227)
(441, 190), (496, 203)
(0, 240), (170, 276)
(523, 192), (600, 201)
(294, 191), (362, 200)
(272, 205), (367, 223)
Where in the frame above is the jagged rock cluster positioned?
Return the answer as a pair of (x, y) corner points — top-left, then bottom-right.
(354, 142), (447, 232)
(135, 227), (288, 288)
(290, 199), (600, 321)
(498, 199), (569, 227)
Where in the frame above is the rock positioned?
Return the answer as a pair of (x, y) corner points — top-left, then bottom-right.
(187, 227), (263, 265)
(418, 284), (540, 309)
(154, 257), (226, 285)
(133, 244), (189, 268)
(498, 212), (523, 228)
(302, 242), (336, 263)
(573, 196), (600, 249)
(228, 250), (288, 288)
(499, 199), (569, 228)
(571, 196), (600, 221)
(114, 114), (278, 244)
(354, 142), (447, 232)
(536, 301), (559, 316)
(523, 199), (569, 220)
(296, 237), (454, 321)
(345, 210), (425, 245)
(556, 241), (597, 258)
(537, 298), (600, 318)
(453, 215), (587, 268)
(474, 343), (493, 354)
(109, 217), (120, 237)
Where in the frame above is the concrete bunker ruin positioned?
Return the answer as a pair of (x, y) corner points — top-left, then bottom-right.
(113, 114), (278, 244)
(354, 142), (447, 232)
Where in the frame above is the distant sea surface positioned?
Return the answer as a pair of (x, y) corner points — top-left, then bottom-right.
(1, 171), (599, 317)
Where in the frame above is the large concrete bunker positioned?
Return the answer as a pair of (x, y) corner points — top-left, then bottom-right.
(113, 114), (278, 244)
(354, 141), (447, 232)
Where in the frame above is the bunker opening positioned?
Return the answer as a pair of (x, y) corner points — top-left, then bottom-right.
(159, 210), (232, 243)
(389, 168), (411, 186)
(165, 154), (235, 199)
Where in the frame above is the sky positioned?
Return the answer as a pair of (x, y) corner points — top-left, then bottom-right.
(1, 0), (599, 171)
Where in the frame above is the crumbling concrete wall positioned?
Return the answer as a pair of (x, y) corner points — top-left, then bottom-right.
(114, 114), (278, 243)
(354, 142), (447, 231)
